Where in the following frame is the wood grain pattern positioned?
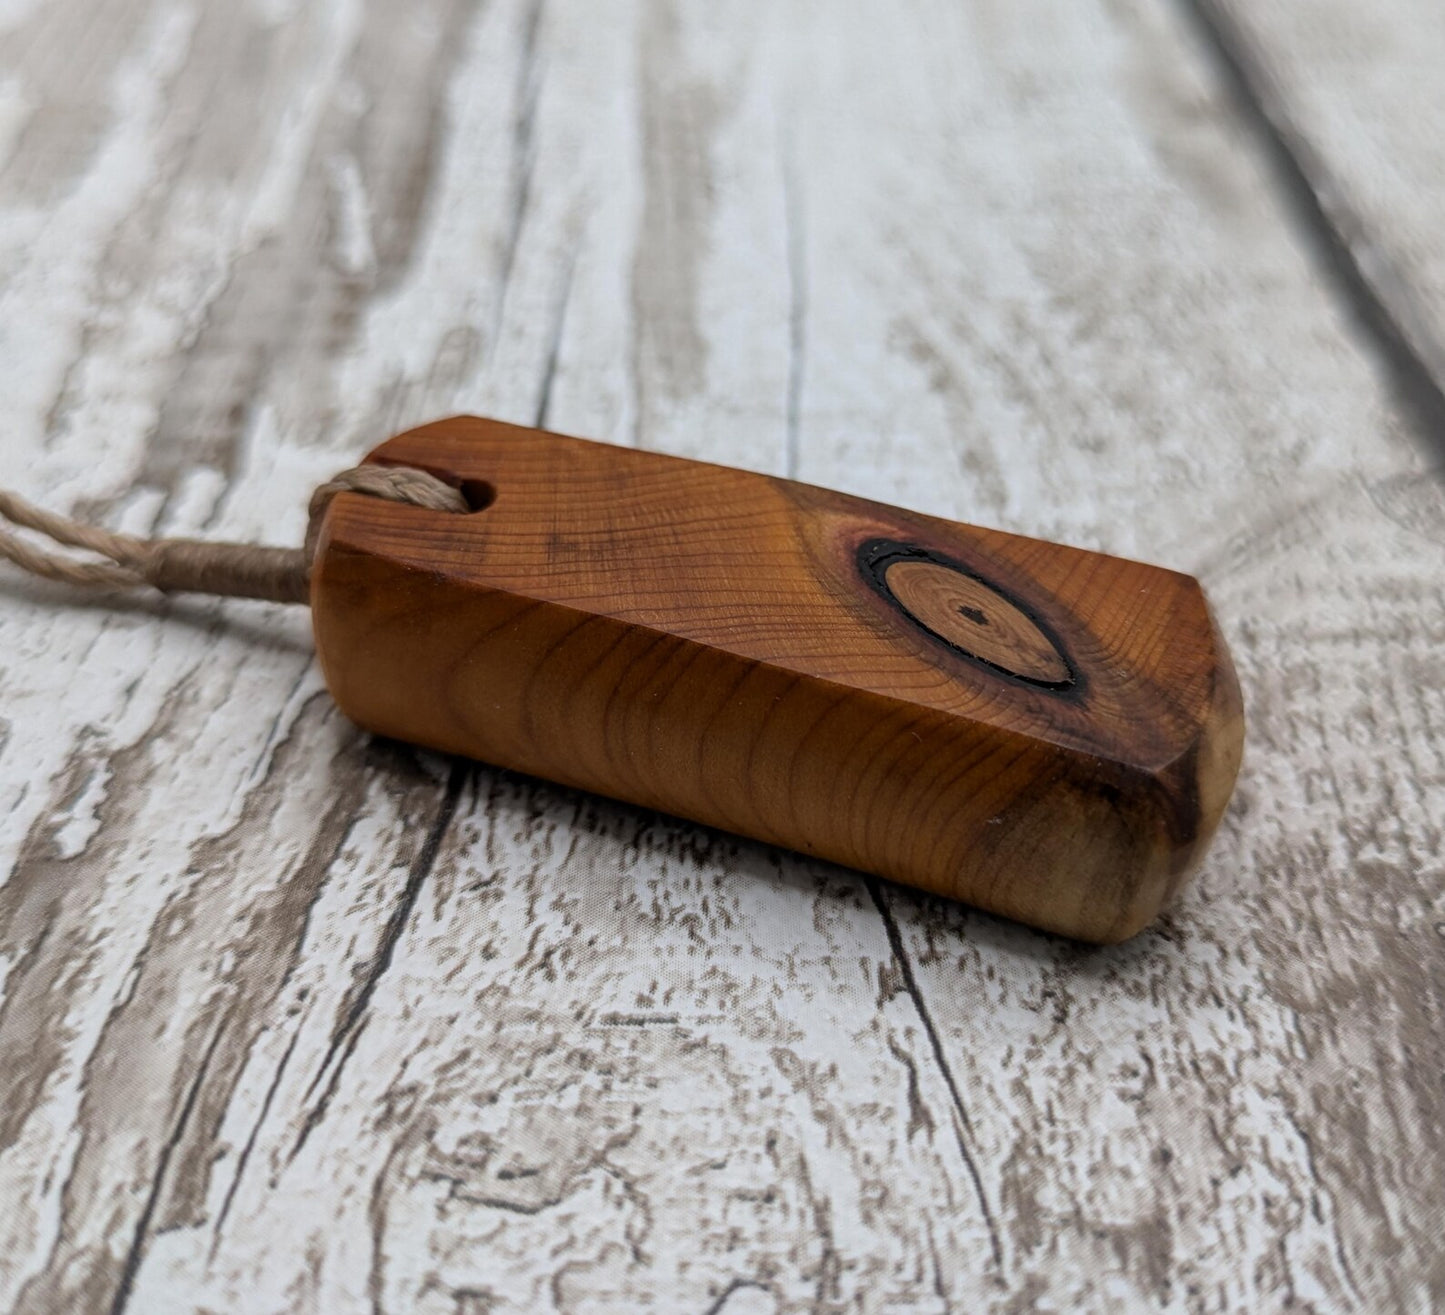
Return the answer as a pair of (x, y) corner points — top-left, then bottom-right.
(313, 417), (1243, 942)
(0, 0), (1440, 1310)
(1185, 0), (1445, 440)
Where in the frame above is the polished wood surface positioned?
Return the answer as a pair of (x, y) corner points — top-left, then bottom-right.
(311, 416), (1244, 942)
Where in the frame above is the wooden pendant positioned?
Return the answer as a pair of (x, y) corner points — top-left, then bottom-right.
(310, 417), (1244, 942)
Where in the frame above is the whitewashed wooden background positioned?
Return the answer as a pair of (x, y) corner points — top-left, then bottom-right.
(0, 1), (1441, 1311)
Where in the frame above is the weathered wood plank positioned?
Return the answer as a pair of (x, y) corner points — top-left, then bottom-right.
(1184, 0), (1445, 440)
(0, 0), (1439, 1312)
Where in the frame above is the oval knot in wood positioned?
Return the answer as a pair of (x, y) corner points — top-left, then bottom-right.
(862, 541), (1075, 688)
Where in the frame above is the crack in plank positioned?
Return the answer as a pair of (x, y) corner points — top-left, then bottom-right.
(107, 1023), (227, 1315)
(289, 763), (466, 1162)
(866, 878), (1003, 1271)
(210, 1027), (301, 1253)
(700, 1276), (773, 1315)
(1176, 0), (1445, 459)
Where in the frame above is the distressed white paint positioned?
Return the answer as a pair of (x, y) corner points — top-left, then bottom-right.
(1204, 0), (1445, 399)
(0, 1), (1440, 1312)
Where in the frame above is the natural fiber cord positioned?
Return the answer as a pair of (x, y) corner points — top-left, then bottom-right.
(0, 465), (468, 605)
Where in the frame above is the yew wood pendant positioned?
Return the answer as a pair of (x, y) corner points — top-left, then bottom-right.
(310, 417), (1244, 942)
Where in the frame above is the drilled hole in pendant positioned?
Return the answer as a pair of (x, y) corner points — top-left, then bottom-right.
(459, 479), (497, 512)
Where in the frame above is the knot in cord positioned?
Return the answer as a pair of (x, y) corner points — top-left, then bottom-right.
(0, 465), (469, 605)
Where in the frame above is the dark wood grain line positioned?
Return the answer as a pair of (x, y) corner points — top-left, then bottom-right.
(289, 763), (466, 1162)
(1176, 0), (1445, 457)
(700, 1277), (774, 1315)
(107, 1024), (226, 1315)
(210, 1027), (301, 1251)
(865, 878), (1003, 1270)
